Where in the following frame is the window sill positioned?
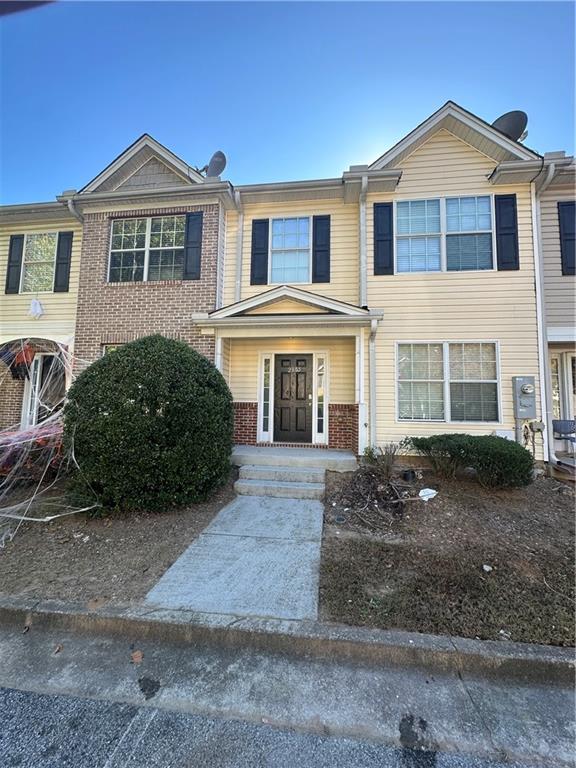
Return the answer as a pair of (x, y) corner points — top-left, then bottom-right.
(105, 279), (191, 287)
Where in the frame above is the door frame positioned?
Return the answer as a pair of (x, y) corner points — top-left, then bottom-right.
(258, 349), (330, 445)
(21, 352), (52, 429)
(549, 349), (576, 454)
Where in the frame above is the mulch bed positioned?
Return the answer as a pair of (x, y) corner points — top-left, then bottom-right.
(321, 468), (575, 646)
(0, 472), (236, 606)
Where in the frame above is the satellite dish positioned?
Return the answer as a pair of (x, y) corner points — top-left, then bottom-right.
(491, 111), (528, 142)
(206, 151), (227, 177)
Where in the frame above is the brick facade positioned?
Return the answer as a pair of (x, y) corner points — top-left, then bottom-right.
(233, 400), (358, 453)
(328, 403), (359, 453)
(0, 369), (24, 430)
(73, 203), (219, 370)
(233, 401), (258, 445)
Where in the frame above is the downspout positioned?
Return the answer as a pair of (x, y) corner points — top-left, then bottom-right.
(66, 198), (83, 223)
(359, 175), (368, 307)
(369, 317), (378, 447)
(234, 190), (243, 303)
(531, 164), (557, 466)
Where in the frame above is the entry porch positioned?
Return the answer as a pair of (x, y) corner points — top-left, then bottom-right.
(193, 286), (382, 455)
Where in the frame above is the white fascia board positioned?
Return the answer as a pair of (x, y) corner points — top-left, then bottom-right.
(547, 327), (576, 343)
(209, 285), (370, 319)
(369, 102), (539, 170)
(0, 202), (73, 223)
(194, 313), (380, 329)
(80, 136), (206, 194)
(63, 183), (233, 209)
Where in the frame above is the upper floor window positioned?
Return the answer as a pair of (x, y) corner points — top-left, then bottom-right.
(109, 215), (185, 282)
(270, 217), (311, 284)
(21, 233), (58, 292)
(396, 196), (493, 273)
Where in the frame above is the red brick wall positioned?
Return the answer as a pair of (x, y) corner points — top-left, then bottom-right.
(73, 204), (219, 371)
(233, 402), (258, 445)
(328, 403), (359, 453)
(233, 400), (358, 452)
(0, 367), (24, 430)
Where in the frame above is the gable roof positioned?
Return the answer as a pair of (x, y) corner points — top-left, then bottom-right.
(79, 134), (206, 194)
(208, 285), (370, 319)
(369, 101), (541, 170)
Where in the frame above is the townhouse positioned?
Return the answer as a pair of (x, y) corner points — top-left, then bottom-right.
(1, 101), (574, 466)
(0, 204), (82, 429)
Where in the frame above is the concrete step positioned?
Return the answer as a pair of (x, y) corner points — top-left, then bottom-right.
(233, 446), (357, 472)
(234, 478), (324, 500)
(239, 464), (326, 484)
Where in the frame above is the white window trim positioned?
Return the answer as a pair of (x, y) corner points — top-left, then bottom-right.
(257, 350), (330, 444)
(107, 215), (186, 283)
(394, 340), (502, 425)
(393, 195), (497, 275)
(267, 215), (313, 286)
(19, 232), (58, 294)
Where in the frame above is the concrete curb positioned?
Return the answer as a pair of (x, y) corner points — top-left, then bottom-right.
(0, 594), (573, 685)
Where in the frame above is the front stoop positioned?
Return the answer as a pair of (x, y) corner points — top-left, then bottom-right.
(232, 445), (357, 499)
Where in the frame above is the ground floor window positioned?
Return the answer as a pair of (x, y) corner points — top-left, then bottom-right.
(397, 341), (499, 422)
(550, 356), (562, 419)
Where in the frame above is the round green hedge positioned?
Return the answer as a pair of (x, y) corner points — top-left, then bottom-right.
(64, 335), (233, 511)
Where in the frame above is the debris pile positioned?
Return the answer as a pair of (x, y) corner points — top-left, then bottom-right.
(326, 464), (424, 533)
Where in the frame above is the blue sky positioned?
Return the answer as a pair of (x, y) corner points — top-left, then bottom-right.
(0, 1), (574, 204)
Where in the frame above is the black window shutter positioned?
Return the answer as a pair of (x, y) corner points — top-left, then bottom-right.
(54, 231), (74, 292)
(183, 212), (203, 280)
(312, 215), (330, 283)
(558, 201), (575, 276)
(495, 195), (519, 271)
(5, 234), (24, 294)
(374, 203), (393, 275)
(250, 219), (269, 285)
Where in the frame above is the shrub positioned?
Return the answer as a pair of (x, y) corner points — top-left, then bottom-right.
(406, 433), (533, 488)
(63, 335), (233, 511)
(363, 443), (400, 482)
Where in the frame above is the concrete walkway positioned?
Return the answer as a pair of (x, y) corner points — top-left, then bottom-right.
(145, 495), (323, 620)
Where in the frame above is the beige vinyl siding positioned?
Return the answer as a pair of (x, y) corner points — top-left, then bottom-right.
(223, 200), (359, 307)
(0, 218), (82, 345)
(228, 336), (355, 403)
(248, 299), (325, 314)
(366, 129), (542, 455)
(540, 185), (575, 329)
(221, 338), (231, 383)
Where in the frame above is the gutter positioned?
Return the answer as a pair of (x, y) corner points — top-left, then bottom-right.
(369, 317), (379, 447)
(531, 168), (557, 466)
(66, 197), (84, 223)
(192, 313), (381, 328)
(359, 175), (368, 306)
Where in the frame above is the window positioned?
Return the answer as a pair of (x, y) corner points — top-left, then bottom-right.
(262, 357), (271, 433)
(446, 196), (492, 271)
(448, 343), (498, 421)
(398, 343), (445, 420)
(397, 342), (499, 422)
(270, 217), (310, 283)
(109, 215), (185, 282)
(396, 200), (441, 273)
(21, 233), (58, 292)
(395, 196), (493, 273)
(316, 356), (326, 434)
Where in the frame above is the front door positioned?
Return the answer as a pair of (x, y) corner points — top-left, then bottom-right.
(274, 354), (313, 443)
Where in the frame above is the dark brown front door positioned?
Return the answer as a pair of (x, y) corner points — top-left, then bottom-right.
(274, 355), (313, 443)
